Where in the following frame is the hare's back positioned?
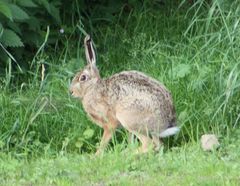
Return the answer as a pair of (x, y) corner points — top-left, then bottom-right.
(108, 70), (172, 100)
(106, 70), (175, 117)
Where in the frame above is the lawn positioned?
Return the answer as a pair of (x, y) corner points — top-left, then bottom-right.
(1, 142), (240, 185)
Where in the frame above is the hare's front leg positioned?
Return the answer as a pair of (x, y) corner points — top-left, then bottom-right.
(95, 120), (119, 155)
(95, 126), (113, 155)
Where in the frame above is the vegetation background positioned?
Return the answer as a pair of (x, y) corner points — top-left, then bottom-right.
(0, 0), (240, 185)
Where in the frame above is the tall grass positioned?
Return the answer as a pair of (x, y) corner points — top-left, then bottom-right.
(0, 0), (240, 157)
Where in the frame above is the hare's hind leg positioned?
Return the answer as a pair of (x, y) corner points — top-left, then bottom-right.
(152, 136), (163, 151)
(132, 132), (153, 153)
(116, 111), (154, 153)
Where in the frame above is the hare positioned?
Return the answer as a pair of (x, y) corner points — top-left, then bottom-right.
(70, 35), (179, 155)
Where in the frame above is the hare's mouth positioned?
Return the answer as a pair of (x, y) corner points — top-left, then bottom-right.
(69, 83), (81, 98)
(69, 87), (79, 98)
(70, 92), (80, 98)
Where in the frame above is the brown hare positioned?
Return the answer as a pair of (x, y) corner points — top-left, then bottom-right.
(70, 35), (179, 155)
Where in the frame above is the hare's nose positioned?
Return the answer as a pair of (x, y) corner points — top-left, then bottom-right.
(69, 87), (73, 95)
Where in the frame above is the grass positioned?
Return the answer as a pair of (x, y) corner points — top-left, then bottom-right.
(1, 142), (240, 185)
(0, 1), (240, 185)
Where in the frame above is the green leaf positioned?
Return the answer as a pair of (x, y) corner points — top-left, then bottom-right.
(37, 0), (61, 24)
(192, 66), (211, 91)
(75, 141), (83, 149)
(0, 23), (3, 37)
(0, 140), (5, 149)
(0, 47), (9, 62)
(7, 21), (22, 35)
(49, 4), (61, 24)
(39, 0), (51, 12)
(9, 4), (29, 20)
(178, 109), (188, 123)
(23, 31), (42, 46)
(0, 29), (24, 47)
(25, 16), (40, 30)
(16, 0), (37, 7)
(83, 128), (94, 139)
(170, 63), (191, 79)
(62, 137), (69, 148)
(0, 1), (13, 20)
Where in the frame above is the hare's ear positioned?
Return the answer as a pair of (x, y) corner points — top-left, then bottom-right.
(84, 35), (96, 67)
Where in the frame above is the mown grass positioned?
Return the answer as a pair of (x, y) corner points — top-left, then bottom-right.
(1, 142), (240, 185)
(0, 1), (240, 185)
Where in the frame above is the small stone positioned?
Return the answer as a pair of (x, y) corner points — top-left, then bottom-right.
(201, 134), (220, 151)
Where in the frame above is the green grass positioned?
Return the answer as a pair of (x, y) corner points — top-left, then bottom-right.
(1, 142), (240, 185)
(1, 1), (240, 185)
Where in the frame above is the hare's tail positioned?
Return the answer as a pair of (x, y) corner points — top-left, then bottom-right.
(159, 127), (180, 138)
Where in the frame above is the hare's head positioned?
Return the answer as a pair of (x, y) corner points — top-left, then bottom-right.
(70, 35), (100, 98)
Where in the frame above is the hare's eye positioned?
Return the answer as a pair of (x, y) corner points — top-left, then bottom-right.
(79, 75), (87, 81)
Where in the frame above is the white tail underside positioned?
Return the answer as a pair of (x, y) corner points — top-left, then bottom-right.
(159, 127), (180, 138)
